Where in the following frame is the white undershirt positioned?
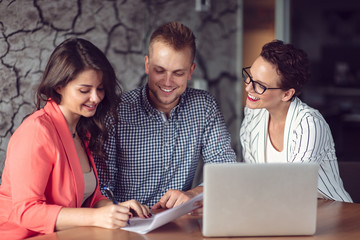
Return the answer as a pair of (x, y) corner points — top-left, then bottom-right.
(265, 133), (285, 163)
(82, 167), (96, 205)
(265, 132), (327, 199)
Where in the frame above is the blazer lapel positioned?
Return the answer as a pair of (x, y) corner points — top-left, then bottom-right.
(257, 110), (268, 163)
(284, 98), (299, 162)
(44, 100), (84, 207)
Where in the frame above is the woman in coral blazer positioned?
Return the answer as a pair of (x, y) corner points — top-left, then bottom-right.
(0, 38), (150, 239)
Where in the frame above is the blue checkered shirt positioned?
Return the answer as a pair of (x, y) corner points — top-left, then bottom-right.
(95, 85), (236, 207)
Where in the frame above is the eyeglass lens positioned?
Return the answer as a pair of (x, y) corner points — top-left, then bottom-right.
(242, 69), (266, 94)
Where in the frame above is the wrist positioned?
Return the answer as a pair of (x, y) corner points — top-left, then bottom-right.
(187, 186), (203, 197)
(90, 208), (99, 227)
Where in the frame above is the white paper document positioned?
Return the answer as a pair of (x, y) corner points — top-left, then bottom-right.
(122, 192), (203, 234)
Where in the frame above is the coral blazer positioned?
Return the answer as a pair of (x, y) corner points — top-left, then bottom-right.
(0, 100), (107, 239)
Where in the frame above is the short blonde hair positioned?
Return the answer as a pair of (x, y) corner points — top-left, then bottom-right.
(148, 21), (196, 62)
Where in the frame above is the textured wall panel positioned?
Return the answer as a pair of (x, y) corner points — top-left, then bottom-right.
(0, 0), (241, 181)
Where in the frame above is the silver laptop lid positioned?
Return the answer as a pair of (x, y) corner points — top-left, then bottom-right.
(203, 163), (318, 237)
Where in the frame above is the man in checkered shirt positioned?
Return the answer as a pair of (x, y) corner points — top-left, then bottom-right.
(95, 22), (236, 211)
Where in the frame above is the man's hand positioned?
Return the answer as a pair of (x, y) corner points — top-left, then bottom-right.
(151, 186), (203, 210)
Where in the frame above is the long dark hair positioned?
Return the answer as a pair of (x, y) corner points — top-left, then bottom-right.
(36, 38), (121, 158)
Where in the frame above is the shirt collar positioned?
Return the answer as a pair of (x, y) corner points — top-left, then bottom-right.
(140, 84), (188, 119)
(140, 85), (157, 116)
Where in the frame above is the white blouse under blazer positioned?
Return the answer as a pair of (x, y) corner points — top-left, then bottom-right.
(240, 97), (352, 202)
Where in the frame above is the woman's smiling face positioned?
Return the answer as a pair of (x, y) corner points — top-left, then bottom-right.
(244, 56), (285, 111)
(56, 69), (105, 123)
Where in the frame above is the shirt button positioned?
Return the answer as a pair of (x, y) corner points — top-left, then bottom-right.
(162, 188), (166, 192)
(164, 142), (169, 147)
(164, 166), (169, 170)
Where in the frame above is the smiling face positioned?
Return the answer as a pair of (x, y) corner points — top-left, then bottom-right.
(245, 56), (294, 112)
(56, 69), (105, 125)
(145, 40), (196, 115)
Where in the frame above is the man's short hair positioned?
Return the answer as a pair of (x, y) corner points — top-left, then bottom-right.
(149, 21), (196, 62)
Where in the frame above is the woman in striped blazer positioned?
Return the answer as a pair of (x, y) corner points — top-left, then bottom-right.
(240, 40), (352, 202)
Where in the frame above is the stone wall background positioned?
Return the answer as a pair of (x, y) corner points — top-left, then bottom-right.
(0, 0), (242, 182)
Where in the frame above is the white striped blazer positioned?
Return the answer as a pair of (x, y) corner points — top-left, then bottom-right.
(240, 97), (352, 202)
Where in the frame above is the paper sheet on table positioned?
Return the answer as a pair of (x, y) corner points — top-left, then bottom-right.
(122, 192), (203, 234)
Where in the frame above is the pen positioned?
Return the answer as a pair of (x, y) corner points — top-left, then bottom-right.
(103, 186), (130, 225)
(103, 186), (118, 204)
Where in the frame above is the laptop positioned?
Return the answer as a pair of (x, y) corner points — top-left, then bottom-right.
(202, 163), (319, 237)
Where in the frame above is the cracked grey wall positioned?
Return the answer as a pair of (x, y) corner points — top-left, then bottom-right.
(0, 0), (242, 182)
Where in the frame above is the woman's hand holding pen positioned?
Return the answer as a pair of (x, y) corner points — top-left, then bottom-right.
(119, 199), (152, 219)
(102, 186), (151, 222)
(92, 203), (132, 229)
(92, 195), (151, 229)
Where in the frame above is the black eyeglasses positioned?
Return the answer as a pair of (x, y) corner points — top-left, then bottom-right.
(242, 67), (282, 95)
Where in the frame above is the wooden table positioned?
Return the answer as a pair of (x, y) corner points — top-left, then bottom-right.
(28, 200), (360, 240)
